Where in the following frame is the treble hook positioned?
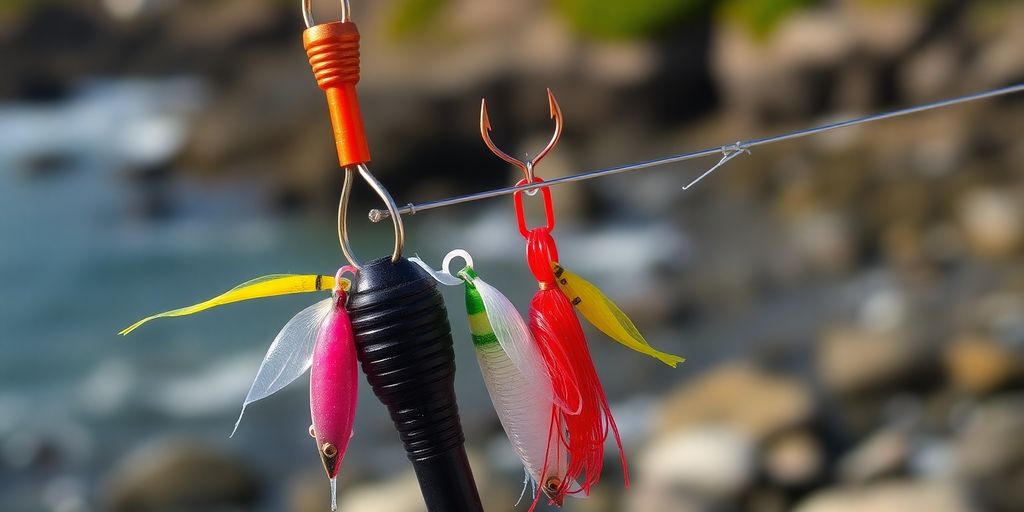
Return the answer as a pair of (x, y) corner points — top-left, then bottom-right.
(481, 88), (564, 191)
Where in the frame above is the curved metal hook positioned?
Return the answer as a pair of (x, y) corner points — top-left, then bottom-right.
(480, 88), (563, 186)
(303, 0), (351, 28)
(338, 164), (405, 268)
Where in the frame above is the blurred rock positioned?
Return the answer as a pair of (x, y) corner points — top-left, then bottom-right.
(794, 481), (971, 512)
(837, 429), (909, 483)
(764, 430), (824, 487)
(656, 363), (815, 442)
(955, 395), (1024, 511)
(713, 11), (854, 122)
(287, 466), (371, 512)
(945, 335), (1024, 395)
(958, 188), (1023, 260)
(331, 448), (503, 512)
(950, 393), (1024, 477)
(102, 438), (259, 511)
(900, 41), (961, 103)
(638, 427), (756, 501)
(787, 209), (859, 275)
(965, 5), (1024, 90)
(337, 469), (424, 512)
(818, 325), (934, 396)
(745, 487), (790, 512)
(844, 2), (925, 59)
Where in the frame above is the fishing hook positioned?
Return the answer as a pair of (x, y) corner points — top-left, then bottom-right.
(481, 88), (563, 194)
(303, 0), (405, 267)
(303, 0), (351, 28)
(338, 164), (405, 268)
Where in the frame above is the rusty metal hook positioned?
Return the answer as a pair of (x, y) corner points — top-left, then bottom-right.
(480, 88), (563, 191)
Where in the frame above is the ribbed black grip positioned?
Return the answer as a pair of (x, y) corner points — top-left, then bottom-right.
(347, 257), (483, 512)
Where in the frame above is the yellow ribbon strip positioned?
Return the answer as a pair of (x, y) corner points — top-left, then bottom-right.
(120, 274), (345, 335)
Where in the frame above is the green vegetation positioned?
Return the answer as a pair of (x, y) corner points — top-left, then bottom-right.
(387, 0), (447, 39)
(721, 0), (819, 39)
(555, 0), (711, 39)
(552, 0), (837, 40)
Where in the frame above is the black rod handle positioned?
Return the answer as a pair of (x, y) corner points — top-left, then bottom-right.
(347, 257), (483, 512)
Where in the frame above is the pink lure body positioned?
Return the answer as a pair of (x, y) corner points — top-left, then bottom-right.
(310, 293), (358, 479)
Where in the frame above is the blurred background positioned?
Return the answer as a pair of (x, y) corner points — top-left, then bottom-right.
(2, 1), (1023, 511)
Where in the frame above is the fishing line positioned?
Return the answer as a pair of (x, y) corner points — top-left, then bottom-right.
(369, 82), (1024, 222)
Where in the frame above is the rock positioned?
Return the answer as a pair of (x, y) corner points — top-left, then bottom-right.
(899, 41), (961, 103)
(965, 4), (1024, 91)
(712, 11), (854, 122)
(287, 466), (371, 512)
(958, 188), (1023, 260)
(337, 470), (424, 512)
(637, 427), (756, 501)
(787, 209), (858, 275)
(954, 395), (1024, 511)
(955, 395), (1024, 478)
(330, 448), (500, 512)
(655, 363), (815, 442)
(102, 438), (259, 511)
(837, 429), (910, 483)
(817, 325), (934, 396)
(764, 430), (824, 487)
(624, 489), (707, 512)
(844, 3), (925, 59)
(794, 481), (971, 512)
(945, 335), (1024, 395)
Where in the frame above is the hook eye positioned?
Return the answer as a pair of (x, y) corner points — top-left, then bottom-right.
(512, 177), (555, 238)
(303, 0), (351, 28)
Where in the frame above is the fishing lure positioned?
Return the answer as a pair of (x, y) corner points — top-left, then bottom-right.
(121, 268), (359, 510)
(302, 3), (482, 509)
(480, 90), (685, 503)
(413, 250), (572, 509)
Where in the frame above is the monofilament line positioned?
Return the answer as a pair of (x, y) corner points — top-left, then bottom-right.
(369, 82), (1024, 222)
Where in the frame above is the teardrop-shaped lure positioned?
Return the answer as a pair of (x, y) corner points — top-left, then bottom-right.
(412, 251), (576, 509)
(460, 265), (570, 507)
(309, 272), (359, 512)
(552, 263), (684, 367)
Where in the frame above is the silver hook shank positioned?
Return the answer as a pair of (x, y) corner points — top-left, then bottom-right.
(338, 164), (405, 268)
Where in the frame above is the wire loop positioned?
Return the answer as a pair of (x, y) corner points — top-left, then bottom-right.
(338, 164), (405, 268)
(303, 0), (351, 28)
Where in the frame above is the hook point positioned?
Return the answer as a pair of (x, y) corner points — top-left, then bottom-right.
(480, 99), (492, 132)
(546, 88), (561, 120)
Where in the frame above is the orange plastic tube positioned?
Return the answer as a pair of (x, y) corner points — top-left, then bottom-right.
(303, 21), (371, 167)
